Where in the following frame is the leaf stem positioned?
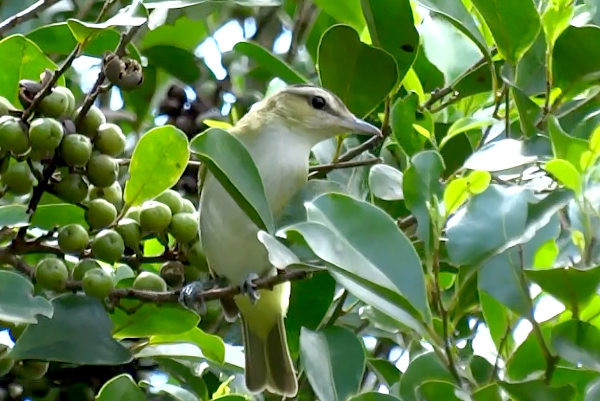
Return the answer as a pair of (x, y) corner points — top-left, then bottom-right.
(0, 0), (60, 37)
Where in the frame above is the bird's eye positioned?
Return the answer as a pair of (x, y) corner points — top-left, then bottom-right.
(311, 96), (326, 110)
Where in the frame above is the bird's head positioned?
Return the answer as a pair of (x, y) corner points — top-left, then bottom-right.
(234, 85), (382, 144)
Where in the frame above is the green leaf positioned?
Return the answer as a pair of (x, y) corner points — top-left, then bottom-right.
(399, 352), (454, 401)
(348, 393), (400, 401)
(0, 271), (53, 324)
(480, 291), (511, 352)
(304, 193), (429, 320)
(532, 239), (559, 269)
(141, 16), (207, 50)
(144, 0), (281, 9)
(0, 205), (28, 228)
(97, 374), (145, 401)
(553, 26), (600, 91)
(547, 116), (589, 172)
(299, 326), (365, 401)
(318, 24), (398, 117)
(10, 294), (131, 364)
(541, 2), (575, 49)
(146, 382), (198, 401)
(368, 164), (404, 201)
(286, 273), (336, 357)
(366, 359), (401, 387)
(552, 320), (600, 371)
(403, 150), (444, 245)
(233, 42), (310, 84)
(586, 378), (600, 401)
(157, 359), (208, 400)
(527, 266), (600, 311)
(190, 128), (274, 232)
(545, 159), (582, 194)
(111, 304), (199, 338)
(0, 34), (66, 106)
(465, 139), (538, 172)
(144, 46), (201, 83)
(471, 0), (541, 64)
(360, 0), (419, 84)
(66, 3), (148, 42)
(418, 0), (486, 48)
(311, 0), (366, 31)
(440, 117), (496, 149)
(500, 380), (576, 401)
(31, 198), (88, 230)
(473, 383), (503, 401)
(124, 126), (189, 206)
(467, 170), (491, 194)
(447, 185), (530, 265)
(419, 381), (464, 401)
(391, 92), (425, 156)
(27, 23), (141, 60)
(443, 178), (469, 215)
(150, 327), (225, 364)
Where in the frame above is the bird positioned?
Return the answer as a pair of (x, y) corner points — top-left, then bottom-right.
(198, 84), (381, 397)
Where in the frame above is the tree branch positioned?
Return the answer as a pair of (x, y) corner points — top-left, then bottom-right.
(0, 0), (60, 36)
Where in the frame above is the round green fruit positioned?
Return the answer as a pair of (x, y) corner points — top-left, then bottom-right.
(91, 229), (124, 264)
(180, 198), (196, 214)
(155, 189), (183, 215)
(29, 147), (54, 161)
(133, 271), (167, 292)
(60, 134), (92, 166)
(72, 258), (101, 281)
(35, 257), (68, 291)
(115, 218), (141, 251)
(53, 86), (75, 116)
(85, 198), (117, 229)
(82, 267), (114, 298)
(139, 201), (172, 233)
(54, 172), (88, 203)
(95, 123), (126, 156)
(0, 116), (29, 155)
(168, 213), (198, 244)
(86, 154), (118, 188)
(57, 224), (89, 254)
(2, 161), (35, 195)
(39, 88), (69, 117)
(29, 118), (64, 150)
(14, 360), (49, 380)
(124, 207), (140, 222)
(74, 106), (106, 138)
(89, 181), (122, 206)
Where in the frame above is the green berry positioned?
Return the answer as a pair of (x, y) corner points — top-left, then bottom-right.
(86, 154), (118, 188)
(54, 172), (88, 203)
(89, 181), (122, 206)
(60, 134), (92, 167)
(39, 88), (69, 117)
(95, 123), (126, 156)
(57, 224), (89, 254)
(85, 198), (117, 229)
(133, 271), (167, 292)
(0, 116), (29, 155)
(115, 218), (141, 252)
(139, 201), (172, 233)
(53, 86), (75, 116)
(155, 189), (183, 215)
(91, 229), (124, 264)
(180, 198), (196, 214)
(35, 257), (68, 291)
(74, 106), (105, 138)
(2, 161), (35, 195)
(82, 267), (114, 298)
(29, 118), (64, 150)
(168, 213), (198, 244)
(72, 258), (101, 281)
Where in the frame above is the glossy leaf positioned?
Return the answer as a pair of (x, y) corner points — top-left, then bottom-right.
(111, 304), (199, 338)
(66, 2), (148, 42)
(547, 115), (589, 172)
(465, 139), (538, 172)
(300, 326), (365, 401)
(553, 25), (600, 90)
(318, 24), (398, 117)
(399, 352), (454, 401)
(443, 178), (469, 215)
(233, 41), (309, 84)
(144, 0), (282, 8)
(0, 271), (53, 324)
(552, 320), (600, 371)
(189, 127), (274, 232)
(150, 327), (225, 363)
(0, 34), (65, 106)
(368, 164), (404, 201)
(440, 117), (496, 149)
(545, 159), (582, 194)
(391, 92), (424, 156)
(303, 193), (429, 320)
(10, 294), (131, 364)
(500, 380), (576, 401)
(124, 126), (190, 206)
(97, 374), (145, 401)
(349, 393), (400, 401)
(471, 0), (540, 64)
(311, 0), (366, 31)
(144, 46), (201, 83)
(0, 205), (28, 228)
(360, 0), (419, 83)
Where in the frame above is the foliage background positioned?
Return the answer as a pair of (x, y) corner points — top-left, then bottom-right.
(1, 0), (600, 400)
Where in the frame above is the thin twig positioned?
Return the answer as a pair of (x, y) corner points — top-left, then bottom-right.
(0, 0), (60, 36)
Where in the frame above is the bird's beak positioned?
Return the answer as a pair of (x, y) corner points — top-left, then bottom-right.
(344, 115), (382, 136)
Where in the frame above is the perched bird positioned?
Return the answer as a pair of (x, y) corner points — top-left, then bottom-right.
(198, 84), (381, 397)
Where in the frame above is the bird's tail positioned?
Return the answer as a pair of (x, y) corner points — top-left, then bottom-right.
(241, 315), (298, 397)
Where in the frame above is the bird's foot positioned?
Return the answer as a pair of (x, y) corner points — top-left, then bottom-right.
(179, 281), (207, 315)
(241, 273), (260, 304)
